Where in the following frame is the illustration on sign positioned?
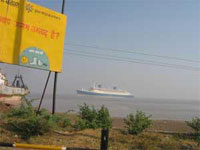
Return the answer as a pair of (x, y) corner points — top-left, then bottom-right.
(20, 47), (49, 70)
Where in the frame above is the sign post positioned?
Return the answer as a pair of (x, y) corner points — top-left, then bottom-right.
(52, 0), (66, 114)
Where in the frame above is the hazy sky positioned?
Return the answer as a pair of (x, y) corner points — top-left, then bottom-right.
(1, 0), (200, 100)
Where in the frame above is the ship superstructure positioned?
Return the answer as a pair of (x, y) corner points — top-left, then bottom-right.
(77, 84), (133, 98)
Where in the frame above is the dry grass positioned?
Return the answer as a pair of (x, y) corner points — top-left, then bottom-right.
(0, 127), (199, 150)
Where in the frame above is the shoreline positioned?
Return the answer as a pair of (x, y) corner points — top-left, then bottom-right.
(28, 94), (199, 121)
(112, 117), (193, 133)
(0, 102), (194, 134)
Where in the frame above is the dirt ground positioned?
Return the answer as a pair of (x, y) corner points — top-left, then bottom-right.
(112, 117), (193, 133)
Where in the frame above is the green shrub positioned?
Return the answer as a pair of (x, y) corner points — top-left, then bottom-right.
(186, 117), (200, 133)
(124, 110), (152, 135)
(74, 119), (87, 130)
(4, 103), (71, 139)
(48, 114), (71, 128)
(61, 118), (72, 128)
(7, 104), (34, 118)
(186, 117), (200, 144)
(6, 116), (50, 139)
(75, 103), (112, 130)
(79, 103), (98, 126)
(97, 106), (112, 129)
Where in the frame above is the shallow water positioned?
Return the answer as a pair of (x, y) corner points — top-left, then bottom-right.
(29, 94), (200, 121)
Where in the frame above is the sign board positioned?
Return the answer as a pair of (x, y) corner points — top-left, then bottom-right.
(0, 0), (67, 72)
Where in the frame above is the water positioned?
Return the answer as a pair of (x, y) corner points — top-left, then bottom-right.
(29, 94), (200, 121)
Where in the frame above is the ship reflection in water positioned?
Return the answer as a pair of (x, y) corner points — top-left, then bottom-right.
(77, 83), (133, 98)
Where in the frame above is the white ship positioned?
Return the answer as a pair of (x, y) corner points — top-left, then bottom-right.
(0, 69), (29, 106)
(77, 84), (133, 98)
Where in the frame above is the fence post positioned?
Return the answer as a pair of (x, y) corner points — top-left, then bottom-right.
(100, 129), (109, 150)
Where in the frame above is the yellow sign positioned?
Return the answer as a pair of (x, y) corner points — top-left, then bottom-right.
(0, 0), (67, 72)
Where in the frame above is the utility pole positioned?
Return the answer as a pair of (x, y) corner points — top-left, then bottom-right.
(52, 0), (66, 114)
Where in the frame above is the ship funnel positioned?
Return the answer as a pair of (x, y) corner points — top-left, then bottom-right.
(98, 84), (102, 88)
(113, 86), (117, 90)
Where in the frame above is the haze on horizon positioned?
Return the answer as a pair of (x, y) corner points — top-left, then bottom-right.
(0, 0), (199, 100)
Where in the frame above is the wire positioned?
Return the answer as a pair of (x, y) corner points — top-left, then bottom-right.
(65, 48), (199, 70)
(65, 43), (200, 63)
(65, 51), (200, 71)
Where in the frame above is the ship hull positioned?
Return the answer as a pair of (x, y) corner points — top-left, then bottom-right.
(77, 90), (134, 98)
(0, 72), (29, 107)
(0, 95), (22, 107)
(0, 85), (29, 96)
(0, 85), (29, 106)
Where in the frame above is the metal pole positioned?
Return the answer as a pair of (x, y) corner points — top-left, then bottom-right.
(62, 0), (66, 14)
(52, 0), (65, 114)
(0, 142), (98, 150)
(100, 129), (109, 150)
(52, 72), (57, 114)
(37, 71), (51, 115)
